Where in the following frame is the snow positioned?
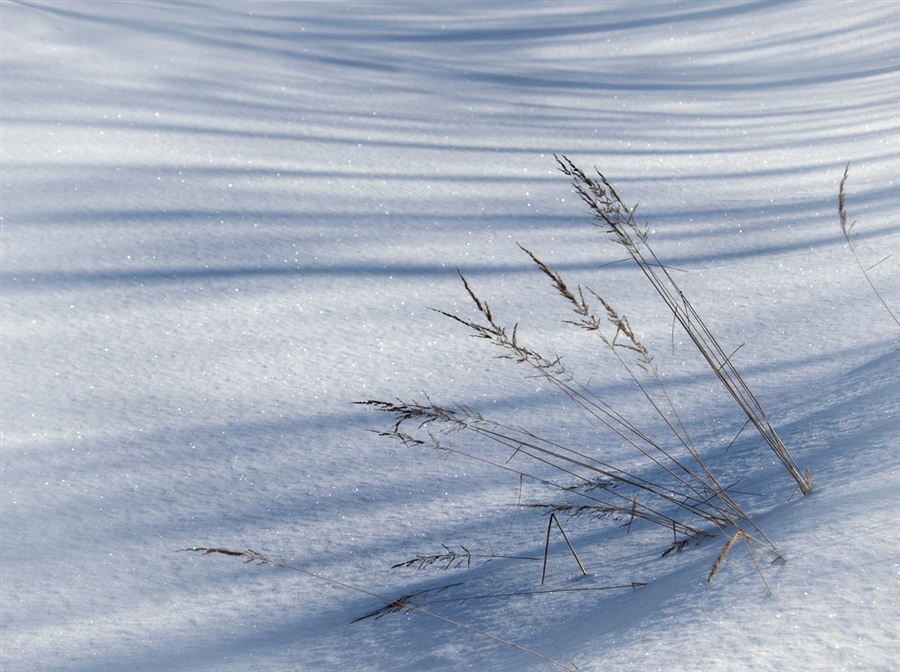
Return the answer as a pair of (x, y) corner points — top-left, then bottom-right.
(1, 1), (898, 670)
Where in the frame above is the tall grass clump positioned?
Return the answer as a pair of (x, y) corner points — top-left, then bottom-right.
(180, 159), (866, 667)
(553, 156), (812, 495)
(360, 156), (813, 590)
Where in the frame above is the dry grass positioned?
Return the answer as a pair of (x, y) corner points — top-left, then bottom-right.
(707, 530), (745, 588)
(361, 159), (814, 590)
(391, 544), (540, 570)
(178, 547), (578, 670)
(361, 255), (781, 589)
(186, 159), (869, 664)
(554, 156), (813, 496)
(172, 159), (900, 672)
(839, 163), (900, 329)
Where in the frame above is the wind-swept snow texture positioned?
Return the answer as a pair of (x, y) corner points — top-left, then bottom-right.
(2, 1), (898, 670)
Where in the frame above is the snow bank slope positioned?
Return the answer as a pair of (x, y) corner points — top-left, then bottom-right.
(2, 2), (897, 670)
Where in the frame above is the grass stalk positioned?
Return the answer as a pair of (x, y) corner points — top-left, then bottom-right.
(178, 547), (577, 671)
(838, 163), (900, 329)
(554, 155), (813, 495)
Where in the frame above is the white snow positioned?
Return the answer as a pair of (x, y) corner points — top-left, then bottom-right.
(2, 1), (898, 670)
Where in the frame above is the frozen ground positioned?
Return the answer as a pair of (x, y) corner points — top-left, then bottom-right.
(1, 1), (898, 670)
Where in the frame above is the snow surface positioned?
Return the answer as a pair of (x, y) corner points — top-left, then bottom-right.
(2, 1), (898, 670)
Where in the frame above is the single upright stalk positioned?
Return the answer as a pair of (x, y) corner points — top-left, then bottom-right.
(839, 163), (900, 329)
